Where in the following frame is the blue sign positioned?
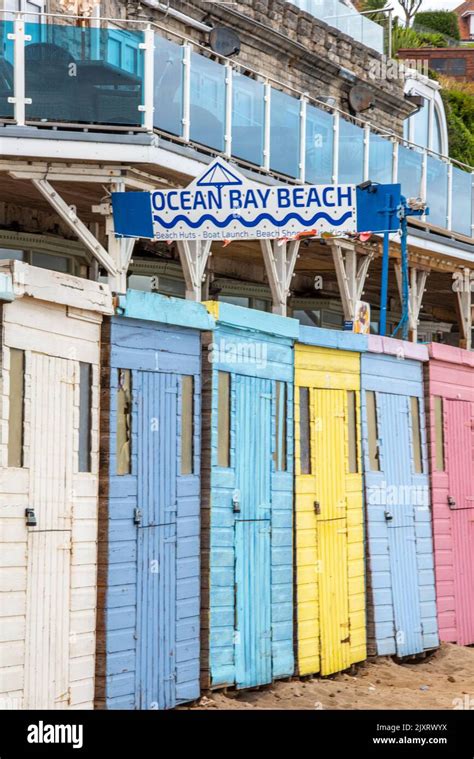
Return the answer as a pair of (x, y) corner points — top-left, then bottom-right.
(111, 158), (402, 241)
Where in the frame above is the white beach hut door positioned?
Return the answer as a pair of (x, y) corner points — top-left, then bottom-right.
(23, 352), (75, 709)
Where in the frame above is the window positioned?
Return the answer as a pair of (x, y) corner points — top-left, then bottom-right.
(299, 387), (311, 475)
(181, 375), (194, 475)
(116, 369), (132, 475)
(347, 390), (358, 474)
(274, 381), (287, 472)
(78, 362), (92, 473)
(366, 390), (380, 472)
(217, 371), (230, 468)
(8, 348), (25, 467)
(410, 396), (423, 474)
(430, 58), (466, 77)
(434, 397), (445, 472)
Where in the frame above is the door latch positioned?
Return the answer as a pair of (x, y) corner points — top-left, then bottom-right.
(313, 501), (321, 515)
(232, 490), (241, 514)
(25, 508), (37, 527)
(133, 508), (142, 526)
(447, 496), (456, 510)
(384, 510), (393, 521)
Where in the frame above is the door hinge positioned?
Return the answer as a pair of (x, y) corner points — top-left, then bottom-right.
(134, 508), (142, 526)
(447, 496), (456, 510)
(314, 501), (321, 515)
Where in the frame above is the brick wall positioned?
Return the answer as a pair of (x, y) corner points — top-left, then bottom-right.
(398, 47), (474, 83)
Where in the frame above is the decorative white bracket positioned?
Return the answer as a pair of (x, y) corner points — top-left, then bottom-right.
(330, 239), (373, 321)
(395, 263), (429, 343)
(176, 239), (213, 301)
(260, 239), (301, 316)
(32, 178), (117, 276)
(454, 267), (472, 350)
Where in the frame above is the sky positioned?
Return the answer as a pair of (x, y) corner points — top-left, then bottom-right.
(391, 0), (460, 22)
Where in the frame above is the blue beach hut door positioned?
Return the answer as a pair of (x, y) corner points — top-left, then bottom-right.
(375, 391), (424, 656)
(135, 370), (178, 710)
(234, 375), (272, 689)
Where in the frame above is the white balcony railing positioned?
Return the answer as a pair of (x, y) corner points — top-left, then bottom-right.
(0, 12), (472, 239)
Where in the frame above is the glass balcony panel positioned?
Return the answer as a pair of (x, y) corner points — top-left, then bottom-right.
(288, 0), (384, 54)
(305, 104), (334, 184)
(154, 35), (184, 137)
(338, 119), (364, 184)
(451, 167), (472, 237)
(426, 155), (448, 228)
(270, 88), (300, 178)
(397, 145), (423, 199)
(24, 23), (144, 125)
(232, 72), (264, 166)
(190, 51), (225, 151)
(368, 133), (393, 184)
(0, 21), (14, 118)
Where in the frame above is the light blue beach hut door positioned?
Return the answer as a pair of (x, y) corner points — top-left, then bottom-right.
(376, 392), (423, 657)
(135, 370), (178, 710)
(234, 375), (272, 688)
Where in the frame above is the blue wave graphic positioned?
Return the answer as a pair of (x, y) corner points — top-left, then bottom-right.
(152, 210), (353, 229)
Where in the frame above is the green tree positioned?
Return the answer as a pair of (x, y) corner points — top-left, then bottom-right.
(414, 10), (460, 40)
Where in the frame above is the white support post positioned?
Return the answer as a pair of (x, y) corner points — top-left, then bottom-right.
(446, 163), (453, 230)
(363, 124), (370, 182)
(32, 178), (117, 275)
(421, 149), (428, 221)
(330, 240), (373, 321)
(260, 239), (301, 316)
(176, 239), (213, 301)
(332, 111), (339, 185)
(263, 83), (271, 171)
(299, 96), (307, 184)
(224, 62), (233, 158)
(139, 26), (155, 134)
(454, 268), (472, 350)
(182, 44), (191, 142)
(395, 263), (429, 343)
(8, 16), (32, 126)
(392, 139), (399, 184)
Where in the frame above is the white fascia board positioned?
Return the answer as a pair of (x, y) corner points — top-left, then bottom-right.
(0, 134), (210, 182)
(406, 234), (474, 265)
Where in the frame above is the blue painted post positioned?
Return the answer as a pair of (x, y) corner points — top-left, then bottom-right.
(379, 229), (390, 337)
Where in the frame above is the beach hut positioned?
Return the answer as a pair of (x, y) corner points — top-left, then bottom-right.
(294, 327), (367, 675)
(361, 336), (439, 657)
(0, 260), (113, 709)
(95, 291), (213, 709)
(200, 302), (298, 689)
(426, 343), (474, 646)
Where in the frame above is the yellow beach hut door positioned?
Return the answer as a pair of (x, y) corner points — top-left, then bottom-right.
(24, 353), (75, 709)
(295, 342), (365, 678)
(313, 389), (351, 674)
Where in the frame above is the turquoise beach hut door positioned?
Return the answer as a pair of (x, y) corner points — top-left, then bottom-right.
(234, 375), (272, 689)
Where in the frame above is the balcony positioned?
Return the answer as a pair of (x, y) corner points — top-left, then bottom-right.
(0, 15), (473, 240)
(288, 0), (384, 54)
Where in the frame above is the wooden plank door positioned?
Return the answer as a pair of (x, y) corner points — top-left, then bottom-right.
(445, 399), (474, 645)
(377, 392), (423, 656)
(234, 375), (272, 688)
(313, 388), (351, 675)
(135, 371), (178, 710)
(23, 352), (75, 709)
